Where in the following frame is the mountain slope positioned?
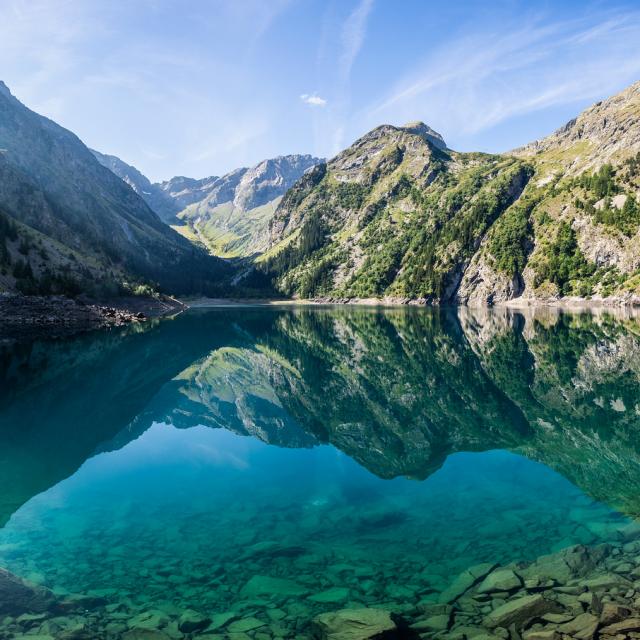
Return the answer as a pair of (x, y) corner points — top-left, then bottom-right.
(90, 149), (181, 223)
(175, 154), (322, 257)
(261, 82), (640, 304)
(261, 122), (532, 300)
(94, 150), (323, 257)
(0, 82), (228, 296)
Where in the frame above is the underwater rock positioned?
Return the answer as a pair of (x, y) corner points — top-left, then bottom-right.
(484, 594), (561, 629)
(439, 563), (497, 603)
(177, 609), (211, 633)
(241, 574), (310, 597)
(226, 617), (266, 633)
(310, 608), (397, 640)
(308, 587), (351, 603)
(0, 568), (56, 616)
(122, 630), (171, 640)
(477, 569), (522, 594)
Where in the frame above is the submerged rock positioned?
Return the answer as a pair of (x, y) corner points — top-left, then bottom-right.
(311, 608), (397, 640)
(477, 569), (522, 594)
(177, 609), (211, 633)
(484, 594), (561, 629)
(241, 574), (310, 597)
(0, 568), (56, 616)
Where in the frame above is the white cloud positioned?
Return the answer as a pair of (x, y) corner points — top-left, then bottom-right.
(301, 93), (328, 107)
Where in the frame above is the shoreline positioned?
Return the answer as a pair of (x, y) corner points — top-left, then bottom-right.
(2, 291), (639, 344)
(182, 294), (640, 310)
(0, 293), (185, 344)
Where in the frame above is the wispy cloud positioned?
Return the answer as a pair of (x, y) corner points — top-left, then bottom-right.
(361, 9), (640, 148)
(339, 0), (374, 85)
(300, 93), (328, 107)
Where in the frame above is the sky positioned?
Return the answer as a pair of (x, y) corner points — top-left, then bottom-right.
(2, 0), (640, 182)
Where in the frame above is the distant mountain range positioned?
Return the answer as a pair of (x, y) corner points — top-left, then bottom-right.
(92, 150), (322, 257)
(0, 82), (228, 297)
(1, 79), (640, 303)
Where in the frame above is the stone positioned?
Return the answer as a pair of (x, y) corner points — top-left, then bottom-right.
(439, 563), (497, 603)
(581, 573), (633, 591)
(410, 613), (450, 632)
(241, 575), (309, 597)
(477, 570), (523, 594)
(128, 610), (169, 630)
(599, 602), (631, 625)
(309, 587), (351, 603)
(557, 612), (599, 640)
(227, 617), (266, 633)
(484, 595), (561, 629)
(599, 617), (640, 635)
(178, 609), (211, 634)
(523, 630), (560, 640)
(311, 608), (396, 640)
(206, 612), (237, 631)
(122, 631), (171, 640)
(0, 569), (55, 616)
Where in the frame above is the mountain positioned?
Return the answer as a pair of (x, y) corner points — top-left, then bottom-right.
(89, 149), (181, 223)
(94, 151), (323, 257)
(0, 82), (228, 297)
(260, 82), (640, 304)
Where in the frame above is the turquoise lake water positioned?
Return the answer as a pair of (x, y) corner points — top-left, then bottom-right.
(1, 305), (639, 638)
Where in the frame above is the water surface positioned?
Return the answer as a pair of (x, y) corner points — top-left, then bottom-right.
(1, 305), (639, 638)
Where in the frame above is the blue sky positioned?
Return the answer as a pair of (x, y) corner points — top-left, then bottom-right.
(2, 0), (640, 182)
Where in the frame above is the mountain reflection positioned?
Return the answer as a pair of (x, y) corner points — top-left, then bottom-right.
(2, 305), (640, 526)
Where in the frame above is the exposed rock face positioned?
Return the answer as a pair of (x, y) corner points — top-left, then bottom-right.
(175, 154), (322, 256)
(514, 81), (640, 174)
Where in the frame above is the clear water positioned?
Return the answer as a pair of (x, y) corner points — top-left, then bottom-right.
(1, 305), (639, 638)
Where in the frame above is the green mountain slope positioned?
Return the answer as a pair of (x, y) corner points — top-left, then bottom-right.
(260, 83), (640, 304)
(0, 82), (228, 296)
(94, 150), (323, 258)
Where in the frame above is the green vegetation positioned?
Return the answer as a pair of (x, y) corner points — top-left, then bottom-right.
(534, 222), (596, 296)
(488, 190), (541, 275)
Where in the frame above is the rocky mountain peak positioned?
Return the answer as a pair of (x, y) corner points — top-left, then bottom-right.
(400, 121), (447, 149)
(513, 80), (640, 173)
(0, 81), (11, 98)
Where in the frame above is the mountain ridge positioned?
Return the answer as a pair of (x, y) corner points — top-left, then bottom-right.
(93, 150), (323, 257)
(259, 82), (640, 305)
(0, 81), (229, 297)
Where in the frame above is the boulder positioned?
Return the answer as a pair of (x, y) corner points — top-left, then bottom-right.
(0, 568), (56, 616)
(477, 570), (522, 594)
(178, 609), (211, 633)
(311, 608), (397, 640)
(439, 563), (497, 603)
(484, 595), (561, 629)
(240, 575), (309, 597)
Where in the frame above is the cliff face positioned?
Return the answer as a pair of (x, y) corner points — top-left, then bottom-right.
(261, 82), (640, 305)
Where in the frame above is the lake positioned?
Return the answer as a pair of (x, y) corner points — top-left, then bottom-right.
(1, 305), (640, 640)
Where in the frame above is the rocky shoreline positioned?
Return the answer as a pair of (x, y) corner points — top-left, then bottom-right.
(5, 526), (640, 639)
(0, 293), (185, 343)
